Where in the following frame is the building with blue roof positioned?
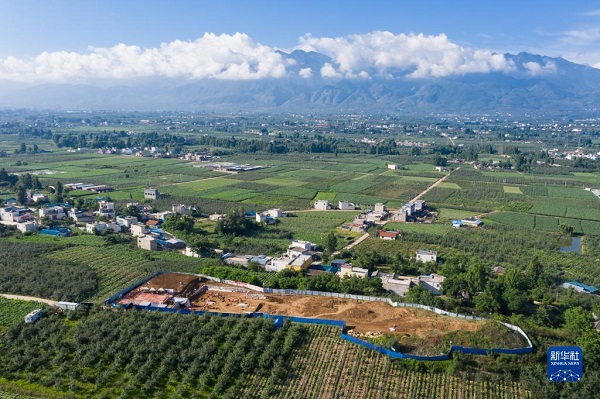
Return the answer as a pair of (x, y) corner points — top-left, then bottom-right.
(561, 281), (599, 294)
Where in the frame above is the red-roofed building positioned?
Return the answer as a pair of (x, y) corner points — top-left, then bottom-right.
(379, 230), (400, 240)
(146, 219), (160, 227)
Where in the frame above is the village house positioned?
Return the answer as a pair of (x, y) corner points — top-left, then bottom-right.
(382, 276), (415, 297)
(418, 273), (446, 295)
(379, 230), (400, 240)
(267, 256), (294, 272)
(266, 208), (285, 218)
(561, 281), (598, 294)
(31, 193), (48, 203)
(388, 164), (400, 170)
(130, 223), (150, 237)
(86, 222), (121, 234)
(416, 249), (437, 263)
(313, 199), (331, 210)
(461, 217), (483, 227)
(144, 188), (162, 200)
(373, 203), (388, 214)
(1, 207), (33, 223)
(16, 221), (37, 233)
(137, 234), (158, 251)
(338, 263), (369, 279)
(341, 221), (370, 233)
(116, 215), (138, 228)
(287, 240), (318, 258)
(172, 204), (192, 215)
(39, 205), (66, 220)
(68, 208), (96, 224)
(338, 201), (356, 210)
(289, 254), (314, 271)
(97, 200), (116, 220)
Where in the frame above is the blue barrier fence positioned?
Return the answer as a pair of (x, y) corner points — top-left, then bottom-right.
(106, 271), (533, 361)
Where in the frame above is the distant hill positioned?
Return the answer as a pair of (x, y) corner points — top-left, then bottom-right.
(1, 51), (599, 116)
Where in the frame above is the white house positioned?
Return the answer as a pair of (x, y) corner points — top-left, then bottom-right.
(338, 264), (369, 279)
(137, 235), (158, 251)
(116, 215), (138, 228)
(68, 208), (96, 224)
(131, 223), (150, 237)
(388, 164), (400, 170)
(338, 201), (356, 210)
(144, 188), (162, 200)
(413, 200), (426, 212)
(17, 221), (37, 233)
(97, 200), (115, 220)
(267, 256), (293, 272)
(266, 208), (285, 218)
(374, 203), (387, 213)
(256, 213), (267, 223)
(172, 204), (192, 215)
(313, 200), (331, 210)
(1, 207), (33, 222)
(31, 193), (48, 203)
(435, 166), (446, 172)
(418, 274), (446, 295)
(39, 206), (66, 220)
(86, 222), (121, 234)
(416, 249), (437, 263)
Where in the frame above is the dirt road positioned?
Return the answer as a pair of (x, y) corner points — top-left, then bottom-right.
(0, 294), (58, 307)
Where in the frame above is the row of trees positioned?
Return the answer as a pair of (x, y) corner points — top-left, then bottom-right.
(0, 310), (306, 398)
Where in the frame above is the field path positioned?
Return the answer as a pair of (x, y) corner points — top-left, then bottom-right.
(332, 168), (459, 256)
(408, 167), (458, 204)
(0, 293), (58, 307)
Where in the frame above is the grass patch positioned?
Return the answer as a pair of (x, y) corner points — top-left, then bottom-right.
(503, 186), (523, 194)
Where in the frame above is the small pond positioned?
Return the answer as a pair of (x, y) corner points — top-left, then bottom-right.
(558, 236), (582, 254)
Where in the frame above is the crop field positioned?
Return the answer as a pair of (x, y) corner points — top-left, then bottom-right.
(0, 297), (44, 330)
(385, 222), (451, 236)
(1, 151), (442, 214)
(239, 325), (531, 399)
(279, 211), (358, 245)
(503, 185), (523, 194)
(40, 241), (204, 302)
(0, 392), (39, 399)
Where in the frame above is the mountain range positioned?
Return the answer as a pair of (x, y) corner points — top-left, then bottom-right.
(1, 50), (599, 116)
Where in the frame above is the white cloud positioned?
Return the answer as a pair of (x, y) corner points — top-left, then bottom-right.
(297, 31), (516, 78)
(560, 28), (600, 43)
(298, 67), (312, 78)
(0, 33), (287, 82)
(523, 61), (557, 75)
(0, 30), (554, 82)
(320, 63), (341, 78)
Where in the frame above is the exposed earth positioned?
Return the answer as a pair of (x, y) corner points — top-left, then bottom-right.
(121, 273), (483, 338)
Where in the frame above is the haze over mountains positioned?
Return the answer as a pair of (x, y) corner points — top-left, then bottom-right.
(1, 49), (599, 116)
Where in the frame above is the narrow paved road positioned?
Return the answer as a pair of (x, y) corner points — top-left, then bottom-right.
(332, 168), (459, 257)
(0, 293), (58, 307)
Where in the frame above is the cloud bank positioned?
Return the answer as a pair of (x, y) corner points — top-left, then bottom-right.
(0, 31), (543, 83)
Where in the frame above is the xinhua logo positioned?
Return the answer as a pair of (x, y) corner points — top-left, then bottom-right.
(547, 346), (583, 382)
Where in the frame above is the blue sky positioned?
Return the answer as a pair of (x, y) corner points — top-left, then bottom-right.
(0, 1), (599, 82)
